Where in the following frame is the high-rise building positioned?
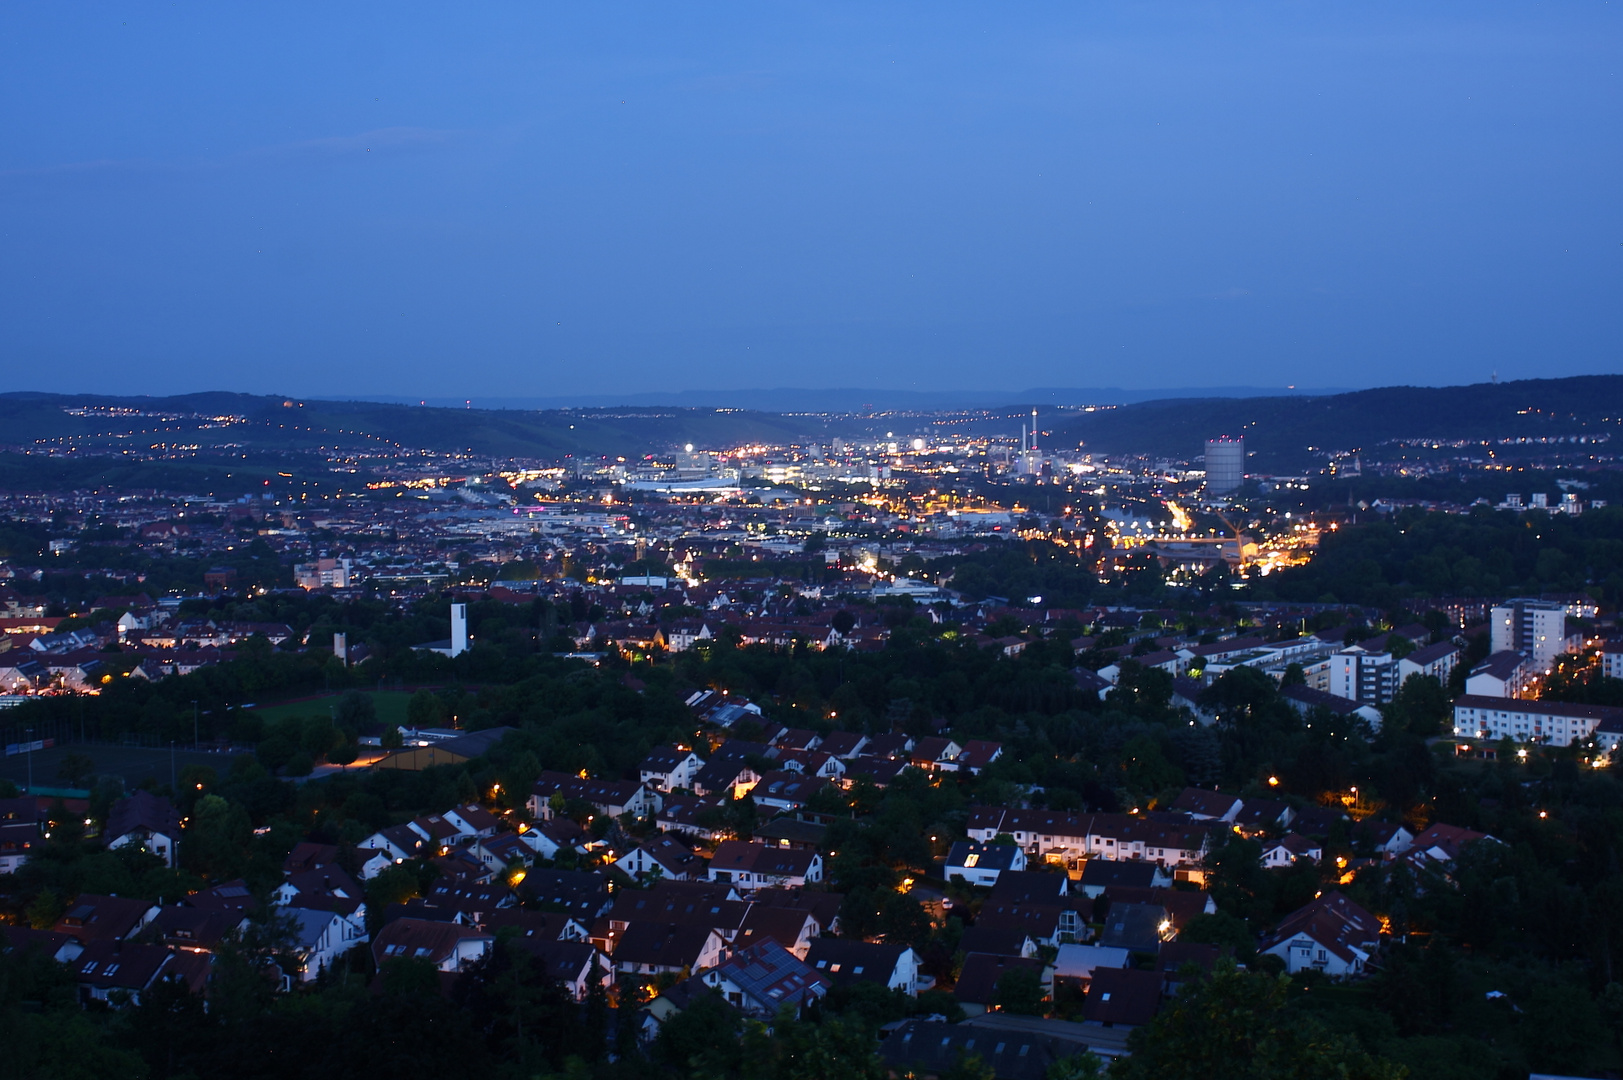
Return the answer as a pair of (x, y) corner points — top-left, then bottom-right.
(1204, 438), (1245, 494)
(1490, 599), (1569, 671)
(450, 603), (469, 658)
(1330, 647), (1398, 707)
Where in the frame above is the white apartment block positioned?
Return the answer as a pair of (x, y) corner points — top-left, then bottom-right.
(1491, 600), (1569, 672)
(1453, 695), (1623, 748)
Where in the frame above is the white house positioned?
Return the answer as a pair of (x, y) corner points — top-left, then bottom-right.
(371, 918), (493, 972)
(805, 939), (923, 996)
(283, 907), (367, 983)
(1258, 892), (1381, 978)
(615, 836), (706, 881)
(1398, 641), (1460, 686)
(945, 841), (1027, 887)
(639, 747), (707, 792)
(105, 791), (182, 869)
(1260, 834), (1322, 869)
(1465, 652), (1530, 699)
(707, 841), (822, 891)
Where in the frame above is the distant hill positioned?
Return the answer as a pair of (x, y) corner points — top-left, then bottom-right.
(1050, 375), (1623, 470)
(342, 385), (1347, 412)
(0, 392), (835, 458)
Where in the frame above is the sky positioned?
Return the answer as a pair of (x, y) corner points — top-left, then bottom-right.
(1, 3), (1620, 399)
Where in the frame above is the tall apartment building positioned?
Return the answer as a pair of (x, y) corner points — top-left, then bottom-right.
(1204, 438), (1245, 495)
(1602, 641), (1623, 681)
(1490, 599), (1569, 671)
(1330, 648), (1398, 707)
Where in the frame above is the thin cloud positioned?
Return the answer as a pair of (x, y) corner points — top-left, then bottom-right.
(0, 126), (462, 180)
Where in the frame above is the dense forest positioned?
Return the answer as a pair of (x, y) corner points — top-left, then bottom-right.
(1251, 504), (1623, 609)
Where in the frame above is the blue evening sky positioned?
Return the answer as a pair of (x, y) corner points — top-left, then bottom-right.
(1, 3), (1619, 398)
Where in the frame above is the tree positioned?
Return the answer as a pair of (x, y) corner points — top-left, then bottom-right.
(184, 793), (252, 880)
(993, 967), (1047, 1016)
(408, 689), (447, 728)
(832, 610), (857, 637)
(1048, 1052), (1105, 1080)
(1111, 964), (1405, 1080)
(54, 751), (95, 787)
(335, 689), (376, 729)
(381, 725), (404, 750)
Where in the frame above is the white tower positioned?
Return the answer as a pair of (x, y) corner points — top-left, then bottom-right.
(450, 603), (468, 657)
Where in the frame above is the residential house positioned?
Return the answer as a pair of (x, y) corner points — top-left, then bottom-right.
(508, 937), (612, 1001)
(1280, 684), (1384, 729)
(965, 808), (1208, 871)
(425, 881), (515, 924)
(1404, 822), (1496, 871)
(0, 797), (40, 874)
(639, 747), (707, 792)
(1078, 860), (1171, 898)
(752, 888), (843, 938)
(655, 795), (723, 843)
(145, 907), (243, 953)
(1399, 641), (1460, 686)
(1098, 902), (1171, 954)
(805, 939), (922, 996)
(1465, 651), (1531, 699)
(1051, 943), (1129, 984)
(518, 869), (614, 920)
(748, 771), (825, 812)
(371, 918), (493, 972)
(1, 928), (84, 964)
(1082, 967), (1163, 1028)
(730, 905), (820, 960)
(616, 836), (708, 881)
(754, 815), (827, 852)
(1261, 834), (1322, 868)
(954, 953), (1050, 1016)
(879, 1019), (1091, 1080)
(72, 940), (209, 1006)
(707, 841), (822, 891)
(946, 841), (1027, 887)
(612, 921), (726, 977)
(697, 939), (829, 1018)
(528, 771), (661, 821)
(955, 740), (1005, 775)
(909, 736), (962, 773)
(406, 813), (464, 854)
(472, 831), (538, 876)
(54, 894), (159, 944)
(442, 803), (502, 839)
(1258, 891), (1382, 978)
(690, 743), (771, 799)
(772, 748), (846, 783)
(1352, 820), (1414, 859)
(1168, 788), (1243, 822)
(359, 823), (431, 864)
(105, 791), (182, 869)
(283, 907), (367, 983)
(514, 817), (589, 861)
(818, 731), (870, 760)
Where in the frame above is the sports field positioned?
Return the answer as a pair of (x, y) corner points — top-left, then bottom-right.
(0, 742), (237, 791)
